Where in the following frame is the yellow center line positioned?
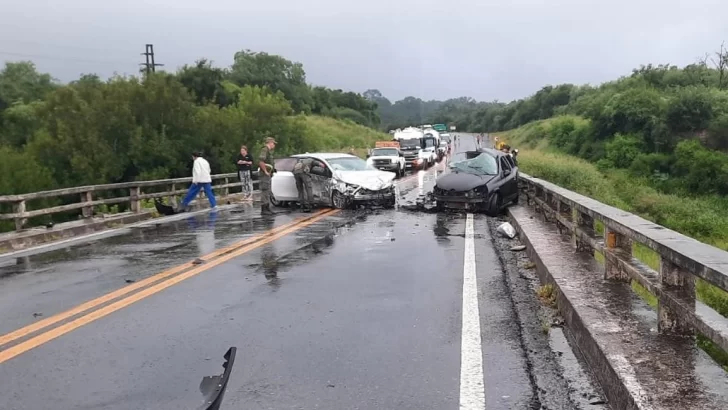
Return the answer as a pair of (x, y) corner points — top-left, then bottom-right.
(0, 209), (339, 364)
(0, 209), (333, 348)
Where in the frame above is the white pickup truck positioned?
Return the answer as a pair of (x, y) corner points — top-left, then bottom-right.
(366, 145), (406, 177)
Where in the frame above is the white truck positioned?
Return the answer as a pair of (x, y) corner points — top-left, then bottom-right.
(422, 129), (442, 163)
(366, 141), (406, 177)
(393, 127), (427, 170)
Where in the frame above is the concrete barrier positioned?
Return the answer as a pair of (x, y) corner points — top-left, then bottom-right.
(509, 173), (728, 409)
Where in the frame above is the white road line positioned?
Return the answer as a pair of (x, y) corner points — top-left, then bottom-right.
(460, 213), (486, 409)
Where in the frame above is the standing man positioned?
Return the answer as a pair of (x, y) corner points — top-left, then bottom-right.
(258, 136), (276, 215)
(292, 157), (314, 212)
(235, 145), (254, 200)
(180, 151), (216, 211)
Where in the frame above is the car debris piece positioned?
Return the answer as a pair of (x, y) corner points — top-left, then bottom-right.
(497, 222), (516, 239)
(510, 245), (526, 251)
(197, 346), (237, 410)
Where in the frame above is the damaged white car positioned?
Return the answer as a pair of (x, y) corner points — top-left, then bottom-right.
(270, 153), (397, 209)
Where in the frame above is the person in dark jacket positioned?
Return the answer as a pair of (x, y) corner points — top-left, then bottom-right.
(236, 145), (254, 200)
(292, 157), (314, 212)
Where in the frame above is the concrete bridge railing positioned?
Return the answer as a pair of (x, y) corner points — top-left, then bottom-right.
(518, 172), (728, 358)
(0, 172), (260, 231)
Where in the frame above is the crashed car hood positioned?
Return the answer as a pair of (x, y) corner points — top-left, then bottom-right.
(333, 170), (395, 190)
(435, 172), (495, 191)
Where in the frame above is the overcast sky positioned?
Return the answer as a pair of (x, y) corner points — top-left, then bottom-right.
(1, 0), (726, 102)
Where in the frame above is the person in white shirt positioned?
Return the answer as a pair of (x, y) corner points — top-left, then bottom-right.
(180, 152), (217, 210)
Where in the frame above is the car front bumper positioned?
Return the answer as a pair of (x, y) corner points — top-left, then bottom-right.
(405, 160), (425, 169)
(372, 164), (399, 172)
(353, 187), (396, 202)
(433, 196), (485, 204)
(433, 195), (485, 210)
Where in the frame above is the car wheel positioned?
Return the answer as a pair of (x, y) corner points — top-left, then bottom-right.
(484, 192), (502, 217)
(383, 197), (396, 209)
(331, 190), (350, 209)
(512, 192), (519, 205)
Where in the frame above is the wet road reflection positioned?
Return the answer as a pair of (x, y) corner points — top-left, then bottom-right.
(433, 213), (456, 245)
(258, 215), (280, 289)
(187, 210), (218, 256)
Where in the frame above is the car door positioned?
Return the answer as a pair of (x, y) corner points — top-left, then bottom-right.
(271, 157), (299, 201)
(307, 158), (334, 205)
(499, 156), (517, 202)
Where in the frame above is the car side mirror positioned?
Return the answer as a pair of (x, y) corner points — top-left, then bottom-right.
(366, 154), (370, 159)
(399, 152), (404, 157)
(503, 168), (512, 177)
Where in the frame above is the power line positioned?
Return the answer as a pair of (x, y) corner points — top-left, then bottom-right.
(139, 44), (164, 75)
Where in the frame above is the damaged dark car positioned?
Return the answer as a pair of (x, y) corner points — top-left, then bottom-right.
(432, 148), (519, 216)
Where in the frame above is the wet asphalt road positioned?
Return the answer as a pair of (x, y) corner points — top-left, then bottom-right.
(0, 135), (564, 410)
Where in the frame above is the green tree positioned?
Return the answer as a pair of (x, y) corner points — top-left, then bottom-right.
(177, 59), (233, 107)
(0, 61), (56, 110)
(230, 50), (313, 113)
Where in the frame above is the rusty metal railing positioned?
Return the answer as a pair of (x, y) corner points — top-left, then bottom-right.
(0, 172), (260, 231)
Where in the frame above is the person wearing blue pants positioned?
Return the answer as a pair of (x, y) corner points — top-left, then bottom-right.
(180, 152), (217, 211)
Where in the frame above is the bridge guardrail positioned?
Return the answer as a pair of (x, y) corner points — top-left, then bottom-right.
(0, 171), (260, 231)
(519, 173), (728, 354)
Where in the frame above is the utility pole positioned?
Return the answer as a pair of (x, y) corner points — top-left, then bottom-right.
(139, 44), (164, 75)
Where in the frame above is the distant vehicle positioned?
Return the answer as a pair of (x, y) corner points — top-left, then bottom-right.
(421, 146), (438, 166)
(271, 153), (396, 209)
(393, 127), (424, 141)
(433, 124), (447, 133)
(433, 148), (519, 215)
(438, 140), (450, 155)
(398, 138), (427, 170)
(450, 125), (456, 131)
(366, 142), (405, 177)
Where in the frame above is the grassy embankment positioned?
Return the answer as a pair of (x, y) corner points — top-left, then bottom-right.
(300, 115), (389, 158)
(495, 118), (728, 370)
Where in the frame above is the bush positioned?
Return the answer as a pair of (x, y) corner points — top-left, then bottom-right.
(516, 149), (728, 250)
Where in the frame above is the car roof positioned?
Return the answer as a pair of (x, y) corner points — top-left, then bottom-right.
(476, 148), (507, 157)
(292, 153), (357, 160)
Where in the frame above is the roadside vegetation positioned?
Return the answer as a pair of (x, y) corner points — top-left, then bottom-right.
(474, 45), (728, 370)
(0, 51), (392, 231)
(0, 52), (383, 198)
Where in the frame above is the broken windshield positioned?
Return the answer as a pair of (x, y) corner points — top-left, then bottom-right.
(449, 153), (498, 175)
(328, 157), (375, 171)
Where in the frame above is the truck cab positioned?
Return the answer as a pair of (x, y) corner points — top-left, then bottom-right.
(398, 138), (427, 170)
(422, 132), (441, 163)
